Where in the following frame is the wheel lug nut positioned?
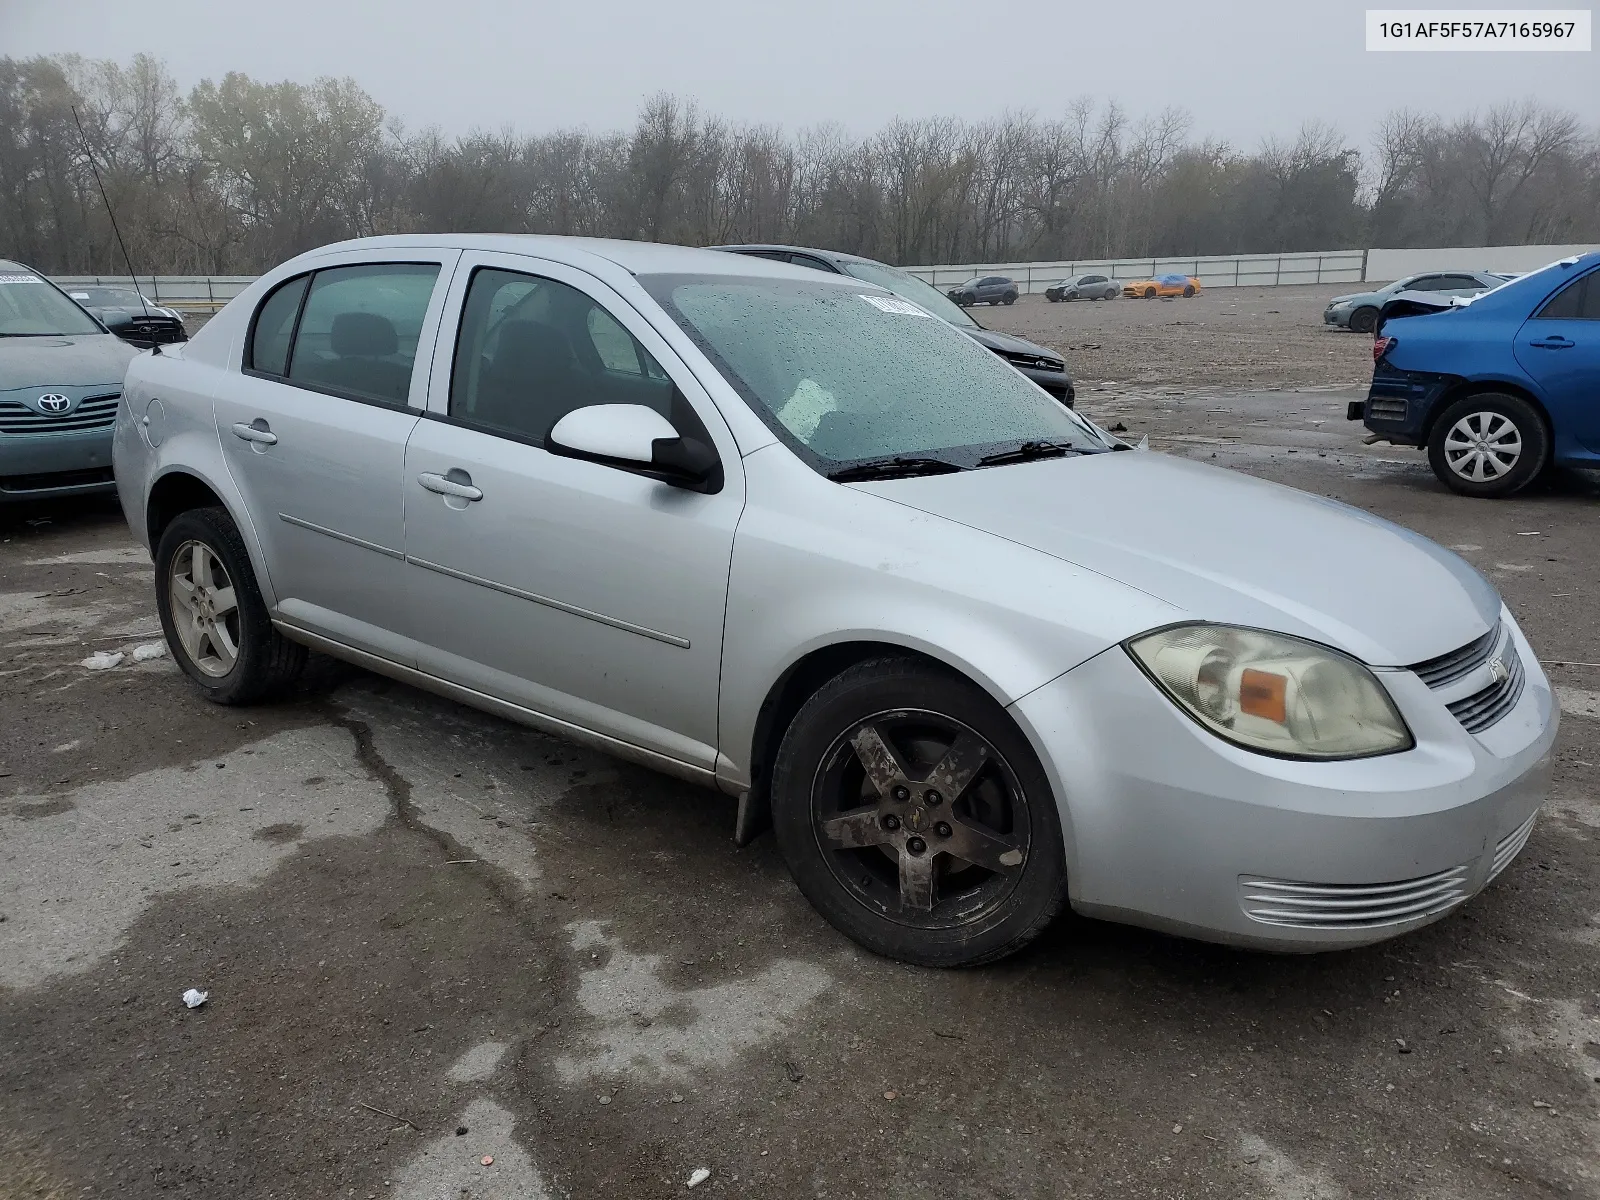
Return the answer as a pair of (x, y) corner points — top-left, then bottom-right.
(935, 822), (952, 838)
(924, 789), (941, 806)
(907, 837), (927, 855)
(891, 786), (909, 802)
(882, 814), (900, 831)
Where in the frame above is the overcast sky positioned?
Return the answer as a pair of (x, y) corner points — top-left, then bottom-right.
(3, 0), (1596, 147)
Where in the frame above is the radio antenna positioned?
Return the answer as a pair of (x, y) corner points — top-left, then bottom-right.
(70, 104), (161, 353)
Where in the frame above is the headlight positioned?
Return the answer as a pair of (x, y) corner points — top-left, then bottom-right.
(1126, 624), (1412, 760)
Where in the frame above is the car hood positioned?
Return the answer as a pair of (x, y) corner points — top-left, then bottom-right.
(1328, 292), (1381, 306)
(962, 326), (1064, 365)
(0, 333), (137, 390)
(852, 452), (1498, 665)
(94, 305), (180, 321)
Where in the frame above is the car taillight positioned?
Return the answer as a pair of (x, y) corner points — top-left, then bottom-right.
(1373, 336), (1396, 362)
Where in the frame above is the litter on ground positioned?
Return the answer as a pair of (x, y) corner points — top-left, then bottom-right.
(132, 642), (166, 662)
(81, 650), (123, 671)
(182, 988), (208, 1009)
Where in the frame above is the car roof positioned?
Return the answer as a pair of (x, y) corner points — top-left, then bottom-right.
(305, 234), (850, 280)
(709, 243), (885, 268)
(0, 259), (40, 275)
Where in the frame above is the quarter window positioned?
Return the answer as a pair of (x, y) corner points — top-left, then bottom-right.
(248, 275), (309, 377)
(450, 267), (676, 444)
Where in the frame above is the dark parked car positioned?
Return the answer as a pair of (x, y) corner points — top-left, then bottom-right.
(1351, 252), (1600, 497)
(1045, 274), (1120, 302)
(710, 246), (1073, 404)
(947, 275), (1018, 306)
(63, 285), (187, 348)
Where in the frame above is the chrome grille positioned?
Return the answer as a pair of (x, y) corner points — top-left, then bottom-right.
(1489, 810), (1538, 882)
(1410, 622), (1500, 688)
(0, 392), (121, 434)
(1240, 865), (1471, 930)
(1447, 645), (1525, 734)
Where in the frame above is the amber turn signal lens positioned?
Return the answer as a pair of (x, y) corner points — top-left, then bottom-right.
(1239, 668), (1288, 723)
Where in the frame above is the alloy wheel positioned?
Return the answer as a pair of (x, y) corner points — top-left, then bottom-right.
(810, 710), (1030, 929)
(167, 539), (241, 677)
(1443, 411), (1522, 483)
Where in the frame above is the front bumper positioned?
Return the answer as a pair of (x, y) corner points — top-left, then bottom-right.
(1017, 366), (1075, 407)
(1010, 611), (1556, 951)
(1324, 306), (1352, 327)
(0, 427), (117, 501)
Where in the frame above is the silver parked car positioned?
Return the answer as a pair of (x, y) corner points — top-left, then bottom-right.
(1, 260), (136, 502)
(1045, 274), (1120, 302)
(114, 235), (1555, 967)
(1324, 270), (1515, 333)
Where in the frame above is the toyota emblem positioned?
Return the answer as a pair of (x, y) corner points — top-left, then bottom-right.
(1488, 657), (1509, 684)
(37, 393), (71, 413)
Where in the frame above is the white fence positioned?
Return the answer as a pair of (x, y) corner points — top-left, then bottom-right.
(47, 241), (1600, 311)
(902, 250), (1368, 294)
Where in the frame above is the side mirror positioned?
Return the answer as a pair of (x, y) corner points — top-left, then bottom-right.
(546, 404), (721, 493)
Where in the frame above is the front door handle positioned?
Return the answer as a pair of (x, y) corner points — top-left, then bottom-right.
(417, 471), (483, 502)
(231, 419), (277, 445)
(1529, 336), (1575, 349)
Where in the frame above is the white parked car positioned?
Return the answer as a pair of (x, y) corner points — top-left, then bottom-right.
(114, 235), (1555, 966)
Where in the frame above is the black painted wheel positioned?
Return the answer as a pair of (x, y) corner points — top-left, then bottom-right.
(1182, 283), (1196, 297)
(1348, 306), (1379, 334)
(772, 658), (1068, 967)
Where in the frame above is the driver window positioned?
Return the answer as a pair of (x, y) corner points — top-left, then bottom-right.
(450, 267), (675, 444)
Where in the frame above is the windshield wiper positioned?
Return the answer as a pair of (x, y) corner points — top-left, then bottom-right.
(974, 440), (1081, 467)
(826, 456), (965, 482)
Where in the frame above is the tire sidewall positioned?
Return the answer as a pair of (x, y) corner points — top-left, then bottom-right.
(154, 507), (279, 702)
(1426, 392), (1549, 498)
(771, 661), (1068, 967)
(1349, 307), (1378, 334)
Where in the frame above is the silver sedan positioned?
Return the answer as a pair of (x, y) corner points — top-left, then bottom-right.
(113, 236), (1555, 967)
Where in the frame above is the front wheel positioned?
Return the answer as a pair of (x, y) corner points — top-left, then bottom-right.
(771, 657), (1069, 967)
(1348, 306), (1378, 334)
(1143, 287), (1156, 298)
(155, 506), (307, 703)
(1426, 392), (1549, 499)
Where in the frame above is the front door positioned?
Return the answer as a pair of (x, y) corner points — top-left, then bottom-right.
(1514, 266), (1600, 456)
(402, 253), (743, 772)
(213, 252), (458, 659)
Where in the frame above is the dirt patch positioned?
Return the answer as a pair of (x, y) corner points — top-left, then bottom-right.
(982, 284), (1375, 391)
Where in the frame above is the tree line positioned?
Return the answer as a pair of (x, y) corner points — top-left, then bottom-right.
(2, 53), (1596, 276)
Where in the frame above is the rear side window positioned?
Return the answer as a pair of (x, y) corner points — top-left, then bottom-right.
(1437, 275), (1482, 291)
(287, 265), (440, 405)
(1535, 274), (1597, 320)
(248, 275), (309, 376)
(247, 263), (440, 407)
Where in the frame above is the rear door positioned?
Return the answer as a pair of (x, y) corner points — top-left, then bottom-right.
(402, 252), (744, 771)
(1514, 267), (1600, 455)
(215, 250), (458, 659)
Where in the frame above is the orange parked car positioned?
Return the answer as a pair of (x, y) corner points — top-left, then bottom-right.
(1122, 273), (1202, 299)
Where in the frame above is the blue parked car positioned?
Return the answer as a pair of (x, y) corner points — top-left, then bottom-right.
(1355, 251), (1600, 497)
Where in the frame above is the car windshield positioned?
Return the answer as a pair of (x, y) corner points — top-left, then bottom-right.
(840, 259), (978, 328)
(642, 274), (1108, 472)
(0, 271), (103, 336)
(71, 287), (148, 307)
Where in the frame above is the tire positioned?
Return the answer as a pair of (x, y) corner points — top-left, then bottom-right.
(1426, 392), (1549, 499)
(1104, 288), (1117, 300)
(155, 506), (307, 703)
(1348, 306), (1378, 334)
(1182, 284), (1196, 297)
(771, 656), (1069, 967)
(1143, 287), (1156, 299)
(1003, 292), (1017, 305)
(1047, 294), (1060, 303)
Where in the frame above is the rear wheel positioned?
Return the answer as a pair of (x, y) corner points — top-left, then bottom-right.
(155, 507), (307, 703)
(1003, 292), (1017, 305)
(1348, 306), (1378, 334)
(1426, 392), (1549, 499)
(1182, 284), (1196, 297)
(1103, 288), (1117, 300)
(771, 657), (1068, 967)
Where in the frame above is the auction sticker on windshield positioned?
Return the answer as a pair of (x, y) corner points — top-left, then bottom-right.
(859, 294), (935, 317)
(0, 274), (43, 284)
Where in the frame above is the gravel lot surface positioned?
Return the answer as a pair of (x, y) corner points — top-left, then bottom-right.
(2, 308), (1598, 1199)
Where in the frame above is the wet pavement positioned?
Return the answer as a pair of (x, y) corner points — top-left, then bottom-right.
(2, 390), (1598, 1199)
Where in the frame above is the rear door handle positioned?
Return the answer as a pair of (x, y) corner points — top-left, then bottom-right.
(417, 471), (483, 502)
(231, 419), (277, 445)
(1529, 336), (1575, 349)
